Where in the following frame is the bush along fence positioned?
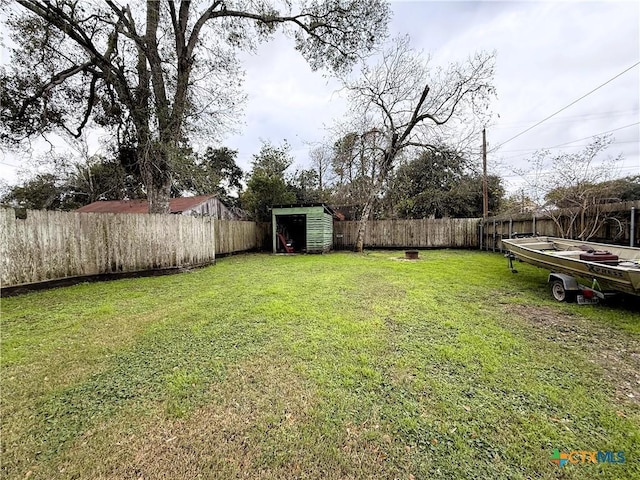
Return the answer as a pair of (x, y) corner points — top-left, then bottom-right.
(479, 200), (640, 253)
(334, 218), (480, 250)
(0, 209), (268, 289)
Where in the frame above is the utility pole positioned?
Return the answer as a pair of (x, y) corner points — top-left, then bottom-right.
(482, 127), (488, 219)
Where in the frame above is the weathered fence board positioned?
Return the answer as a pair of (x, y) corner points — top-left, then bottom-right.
(213, 220), (270, 254)
(479, 201), (640, 252)
(0, 209), (273, 288)
(1, 209), (219, 287)
(333, 218), (480, 249)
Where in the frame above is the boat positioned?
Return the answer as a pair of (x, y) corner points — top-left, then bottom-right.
(501, 236), (640, 300)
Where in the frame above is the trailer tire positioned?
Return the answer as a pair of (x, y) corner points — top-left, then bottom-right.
(551, 280), (576, 302)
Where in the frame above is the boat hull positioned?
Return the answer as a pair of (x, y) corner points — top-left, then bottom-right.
(502, 237), (640, 296)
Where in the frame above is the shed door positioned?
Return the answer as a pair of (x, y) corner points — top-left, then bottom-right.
(275, 214), (307, 252)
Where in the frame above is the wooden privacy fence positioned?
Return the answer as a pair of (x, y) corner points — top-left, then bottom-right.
(334, 218), (480, 249)
(480, 200), (640, 252)
(0, 209), (269, 288)
(214, 220), (271, 254)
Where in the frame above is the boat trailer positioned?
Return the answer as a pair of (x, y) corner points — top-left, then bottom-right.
(506, 252), (615, 304)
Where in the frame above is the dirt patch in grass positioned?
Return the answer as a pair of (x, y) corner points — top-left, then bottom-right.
(505, 305), (640, 407)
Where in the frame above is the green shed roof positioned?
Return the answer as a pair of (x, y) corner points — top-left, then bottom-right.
(271, 203), (335, 216)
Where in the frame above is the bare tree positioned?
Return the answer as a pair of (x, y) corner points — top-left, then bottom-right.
(308, 145), (333, 200)
(516, 135), (624, 240)
(329, 123), (386, 209)
(338, 36), (496, 251)
(1, 0), (390, 213)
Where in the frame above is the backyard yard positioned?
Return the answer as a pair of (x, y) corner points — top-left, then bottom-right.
(1, 250), (639, 479)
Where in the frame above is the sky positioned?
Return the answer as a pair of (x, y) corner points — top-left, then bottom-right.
(223, 0), (640, 194)
(1, 0), (639, 195)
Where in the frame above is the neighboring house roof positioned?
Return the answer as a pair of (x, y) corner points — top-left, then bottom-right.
(76, 195), (216, 214)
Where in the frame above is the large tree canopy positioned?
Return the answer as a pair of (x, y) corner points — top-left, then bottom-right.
(338, 36), (496, 250)
(241, 141), (296, 221)
(385, 149), (503, 219)
(171, 146), (244, 204)
(1, 0), (390, 212)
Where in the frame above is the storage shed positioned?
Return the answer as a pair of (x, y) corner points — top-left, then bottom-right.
(272, 204), (334, 253)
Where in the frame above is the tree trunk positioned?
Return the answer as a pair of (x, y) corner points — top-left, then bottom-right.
(354, 198), (375, 252)
(579, 201), (586, 240)
(354, 174), (386, 252)
(354, 153), (394, 253)
(147, 179), (171, 213)
(139, 141), (172, 214)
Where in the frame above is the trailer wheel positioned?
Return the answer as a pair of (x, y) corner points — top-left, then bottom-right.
(551, 280), (575, 302)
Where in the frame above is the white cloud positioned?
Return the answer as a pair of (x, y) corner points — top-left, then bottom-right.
(221, 1), (638, 193)
(423, 1), (639, 191)
(2, 1), (638, 193)
(221, 33), (347, 171)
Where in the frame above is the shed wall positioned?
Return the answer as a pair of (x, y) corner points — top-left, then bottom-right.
(306, 209), (326, 252)
(322, 212), (333, 251)
(271, 206), (333, 253)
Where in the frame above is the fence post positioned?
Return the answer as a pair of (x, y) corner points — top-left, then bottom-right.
(532, 215), (537, 236)
(486, 221), (489, 251)
(492, 218), (496, 252)
(631, 207), (636, 248)
(479, 222), (483, 250)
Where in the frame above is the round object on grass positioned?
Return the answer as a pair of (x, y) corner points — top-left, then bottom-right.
(551, 279), (576, 303)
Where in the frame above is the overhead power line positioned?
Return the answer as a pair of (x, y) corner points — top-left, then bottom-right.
(545, 121), (640, 149)
(497, 121), (640, 154)
(494, 61), (640, 149)
(498, 164), (640, 180)
(497, 140), (640, 162)
(490, 108), (639, 130)
(0, 161), (20, 168)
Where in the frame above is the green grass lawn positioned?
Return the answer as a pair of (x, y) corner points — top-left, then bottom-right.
(1, 250), (639, 479)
